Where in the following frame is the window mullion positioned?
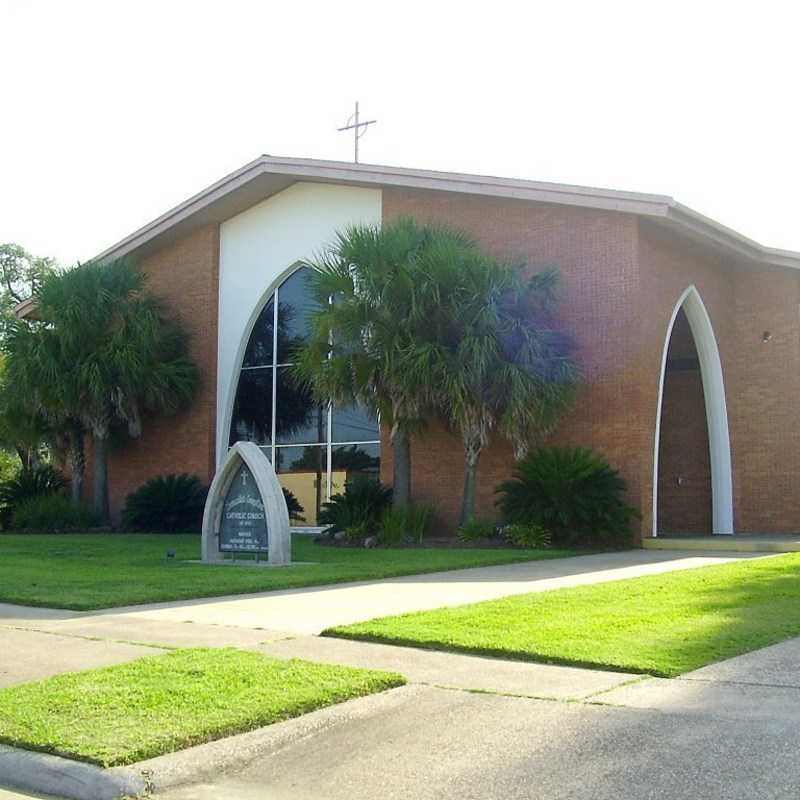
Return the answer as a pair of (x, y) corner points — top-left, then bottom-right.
(271, 287), (279, 464)
(326, 290), (334, 501)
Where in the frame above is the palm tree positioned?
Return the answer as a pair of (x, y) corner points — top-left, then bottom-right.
(294, 218), (458, 507)
(0, 344), (85, 502)
(407, 243), (579, 525)
(5, 259), (198, 520)
(0, 356), (46, 470)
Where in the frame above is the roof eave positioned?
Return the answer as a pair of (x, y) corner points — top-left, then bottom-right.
(93, 155), (800, 272)
(13, 296), (39, 320)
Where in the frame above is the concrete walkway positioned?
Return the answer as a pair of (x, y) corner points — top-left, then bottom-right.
(52, 548), (764, 635)
(0, 549), (763, 689)
(0, 790), (53, 800)
(261, 634), (635, 699)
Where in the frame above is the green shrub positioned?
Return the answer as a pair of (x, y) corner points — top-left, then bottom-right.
(0, 450), (19, 484)
(378, 506), (406, 546)
(122, 474), (208, 533)
(496, 446), (638, 547)
(379, 503), (435, 546)
(319, 477), (393, 535)
(502, 522), (551, 549)
(11, 494), (99, 532)
(457, 517), (496, 543)
(0, 464), (66, 529)
(344, 520), (371, 544)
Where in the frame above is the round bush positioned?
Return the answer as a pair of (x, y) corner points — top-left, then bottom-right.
(319, 478), (393, 538)
(0, 464), (66, 529)
(496, 446), (638, 547)
(457, 517), (496, 544)
(502, 522), (552, 549)
(122, 474), (208, 533)
(11, 493), (98, 532)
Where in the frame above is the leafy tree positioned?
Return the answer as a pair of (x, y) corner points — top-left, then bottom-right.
(0, 243), (56, 337)
(0, 344), (86, 502)
(294, 218), (465, 507)
(0, 356), (45, 469)
(0, 245), (59, 476)
(405, 240), (579, 525)
(296, 219), (578, 524)
(5, 259), (198, 521)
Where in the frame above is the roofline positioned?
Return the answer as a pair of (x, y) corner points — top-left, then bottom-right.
(94, 155), (800, 270)
(13, 296), (38, 320)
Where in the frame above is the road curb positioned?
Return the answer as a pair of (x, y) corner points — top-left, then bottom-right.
(0, 744), (147, 800)
(0, 687), (416, 799)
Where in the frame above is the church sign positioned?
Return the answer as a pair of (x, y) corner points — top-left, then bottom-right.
(219, 463), (268, 553)
(202, 442), (291, 565)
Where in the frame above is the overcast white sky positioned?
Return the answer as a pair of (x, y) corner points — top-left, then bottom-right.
(2, 0), (798, 265)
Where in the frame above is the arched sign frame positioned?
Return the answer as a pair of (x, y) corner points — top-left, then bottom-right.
(202, 441), (291, 565)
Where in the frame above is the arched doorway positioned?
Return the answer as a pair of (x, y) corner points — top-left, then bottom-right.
(653, 286), (733, 536)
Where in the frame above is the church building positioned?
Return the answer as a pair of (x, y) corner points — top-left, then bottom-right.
(85, 156), (800, 540)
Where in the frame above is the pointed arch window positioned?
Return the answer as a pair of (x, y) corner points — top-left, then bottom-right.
(229, 266), (380, 525)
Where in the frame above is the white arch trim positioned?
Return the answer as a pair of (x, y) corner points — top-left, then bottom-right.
(215, 182), (382, 464)
(218, 261), (306, 466)
(652, 286), (734, 536)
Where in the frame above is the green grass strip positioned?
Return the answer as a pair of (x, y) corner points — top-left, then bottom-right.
(325, 553), (800, 677)
(0, 533), (575, 610)
(0, 648), (405, 767)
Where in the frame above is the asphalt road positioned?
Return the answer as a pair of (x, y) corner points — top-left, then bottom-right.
(156, 680), (800, 800)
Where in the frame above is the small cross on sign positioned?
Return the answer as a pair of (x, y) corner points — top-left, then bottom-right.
(241, 470), (248, 487)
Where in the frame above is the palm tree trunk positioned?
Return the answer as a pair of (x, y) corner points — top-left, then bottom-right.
(69, 428), (85, 509)
(92, 431), (110, 523)
(15, 447), (31, 470)
(459, 443), (482, 526)
(392, 427), (411, 507)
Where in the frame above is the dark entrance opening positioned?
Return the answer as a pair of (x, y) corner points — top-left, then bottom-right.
(656, 307), (712, 533)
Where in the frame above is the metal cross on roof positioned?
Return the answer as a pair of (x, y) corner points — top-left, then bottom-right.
(337, 101), (377, 164)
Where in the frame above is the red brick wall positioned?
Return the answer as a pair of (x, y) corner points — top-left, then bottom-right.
(728, 265), (800, 531)
(381, 191), (800, 537)
(101, 225), (220, 521)
(91, 185), (800, 537)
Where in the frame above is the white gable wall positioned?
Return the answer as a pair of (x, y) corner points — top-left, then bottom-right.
(216, 181), (382, 465)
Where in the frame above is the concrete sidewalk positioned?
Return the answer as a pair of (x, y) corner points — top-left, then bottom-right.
(595, 636), (800, 718)
(0, 549), (764, 689)
(84, 549), (763, 635)
(261, 634), (636, 699)
(154, 636), (800, 800)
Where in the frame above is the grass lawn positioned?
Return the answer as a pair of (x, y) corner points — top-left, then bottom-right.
(0, 533), (574, 610)
(0, 648), (404, 766)
(326, 554), (800, 677)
